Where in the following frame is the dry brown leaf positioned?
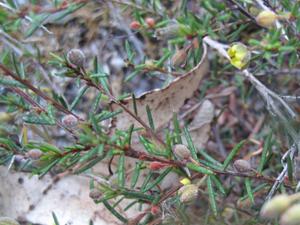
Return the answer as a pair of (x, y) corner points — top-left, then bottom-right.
(0, 165), (132, 225)
(188, 100), (215, 150)
(112, 44), (209, 131)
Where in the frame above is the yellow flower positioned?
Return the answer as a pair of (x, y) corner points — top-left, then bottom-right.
(227, 43), (251, 70)
(180, 178), (191, 185)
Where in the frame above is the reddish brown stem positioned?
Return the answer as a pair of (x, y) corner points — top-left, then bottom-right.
(8, 87), (78, 138)
(70, 65), (166, 147)
(63, 142), (293, 189)
(0, 64), (83, 121)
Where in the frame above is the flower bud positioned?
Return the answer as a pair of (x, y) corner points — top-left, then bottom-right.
(280, 204), (300, 225)
(130, 21), (141, 30)
(151, 205), (160, 215)
(145, 17), (155, 28)
(227, 42), (251, 70)
(233, 159), (252, 173)
(178, 184), (198, 203)
(149, 161), (168, 170)
(171, 49), (188, 68)
(260, 194), (292, 219)
(89, 189), (102, 201)
(62, 114), (78, 127)
(155, 24), (181, 40)
(26, 149), (43, 160)
(144, 59), (156, 69)
(173, 144), (191, 160)
(0, 112), (13, 123)
(256, 10), (278, 28)
(0, 217), (20, 225)
(67, 49), (85, 67)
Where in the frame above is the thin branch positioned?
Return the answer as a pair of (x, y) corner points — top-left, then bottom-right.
(67, 64), (167, 147)
(225, 0), (260, 26)
(104, 0), (163, 16)
(266, 144), (297, 200)
(8, 87), (78, 138)
(202, 36), (299, 199)
(64, 142), (294, 188)
(0, 64), (83, 121)
(202, 36), (296, 120)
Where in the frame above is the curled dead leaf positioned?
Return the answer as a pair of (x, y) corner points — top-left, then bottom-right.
(187, 100), (215, 150)
(111, 44), (209, 131)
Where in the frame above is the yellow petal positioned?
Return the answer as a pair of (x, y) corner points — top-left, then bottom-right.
(227, 43), (251, 70)
(180, 178), (191, 185)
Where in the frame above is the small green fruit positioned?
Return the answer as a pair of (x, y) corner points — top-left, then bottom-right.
(280, 204), (300, 225)
(256, 10), (278, 28)
(260, 194), (292, 219)
(178, 184), (198, 203)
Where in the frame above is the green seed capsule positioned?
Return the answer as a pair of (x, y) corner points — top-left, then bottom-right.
(256, 11), (278, 28)
(260, 194), (292, 219)
(178, 184), (198, 203)
(280, 204), (300, 225)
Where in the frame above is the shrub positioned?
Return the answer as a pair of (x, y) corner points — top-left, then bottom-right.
(0, 1), (300, 224)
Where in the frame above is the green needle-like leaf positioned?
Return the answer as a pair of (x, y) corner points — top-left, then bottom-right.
(223, 140), (246, 171)
(207, 176), (218, 216)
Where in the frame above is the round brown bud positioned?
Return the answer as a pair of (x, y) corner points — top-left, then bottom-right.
(67, 49), (85, 67)
(280, 203), (300, 225)
(62, 114), (78, 128)
(89, 189), (102, 201)
(233, 159), (252, 173)
(256, 10), (278, 28)
(0, 217), (20, 225)
(26, 149), (43, 160)
(173, 144), (191, 160)
(260, 194), (292, 219)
